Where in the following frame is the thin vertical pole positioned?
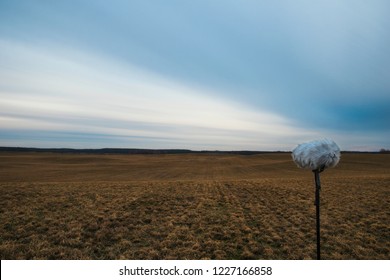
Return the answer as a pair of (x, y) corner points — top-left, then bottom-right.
(314, 170), (321, 260)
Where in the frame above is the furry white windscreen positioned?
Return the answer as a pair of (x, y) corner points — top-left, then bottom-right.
(292, 139), (341, 171)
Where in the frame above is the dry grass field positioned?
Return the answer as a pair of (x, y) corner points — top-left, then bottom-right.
(0, 152), (389, 259)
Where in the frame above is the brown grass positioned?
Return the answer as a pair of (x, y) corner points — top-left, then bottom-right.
(0, 152), (389, 259)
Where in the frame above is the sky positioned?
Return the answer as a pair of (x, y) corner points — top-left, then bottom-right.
(0, 0), (389, 151)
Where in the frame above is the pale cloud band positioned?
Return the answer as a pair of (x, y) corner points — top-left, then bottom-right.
(0, 40), (318, 150)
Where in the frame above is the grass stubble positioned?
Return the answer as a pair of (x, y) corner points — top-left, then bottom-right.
(0, 152), (389, 259)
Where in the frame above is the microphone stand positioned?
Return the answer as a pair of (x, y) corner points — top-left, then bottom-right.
(313, 166), (324, 260)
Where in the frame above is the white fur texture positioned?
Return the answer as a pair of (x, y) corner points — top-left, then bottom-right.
(292, 139), (340, 171)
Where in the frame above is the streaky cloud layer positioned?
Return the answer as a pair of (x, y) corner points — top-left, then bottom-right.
(0, 0), (389, 151)
(0, 40), (315, 150)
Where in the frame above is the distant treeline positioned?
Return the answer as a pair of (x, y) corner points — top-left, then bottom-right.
(0, 147), (386, 155)
(0, 147), (291, 155)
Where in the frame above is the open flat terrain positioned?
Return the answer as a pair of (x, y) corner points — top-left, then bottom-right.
(0, 152), (389, 259)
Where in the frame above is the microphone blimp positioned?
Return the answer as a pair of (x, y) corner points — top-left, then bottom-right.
(292, 139), (341, 172)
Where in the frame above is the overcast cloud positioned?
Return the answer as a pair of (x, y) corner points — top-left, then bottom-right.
(0, 0), (389, 150)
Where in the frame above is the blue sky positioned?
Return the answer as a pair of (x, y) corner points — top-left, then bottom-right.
(0, 0), (389, 151)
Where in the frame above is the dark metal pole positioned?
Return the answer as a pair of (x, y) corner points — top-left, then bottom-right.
(314, 170), (321, 260)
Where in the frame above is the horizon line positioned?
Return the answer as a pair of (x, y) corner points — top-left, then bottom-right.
(1, 146), (388, 154)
